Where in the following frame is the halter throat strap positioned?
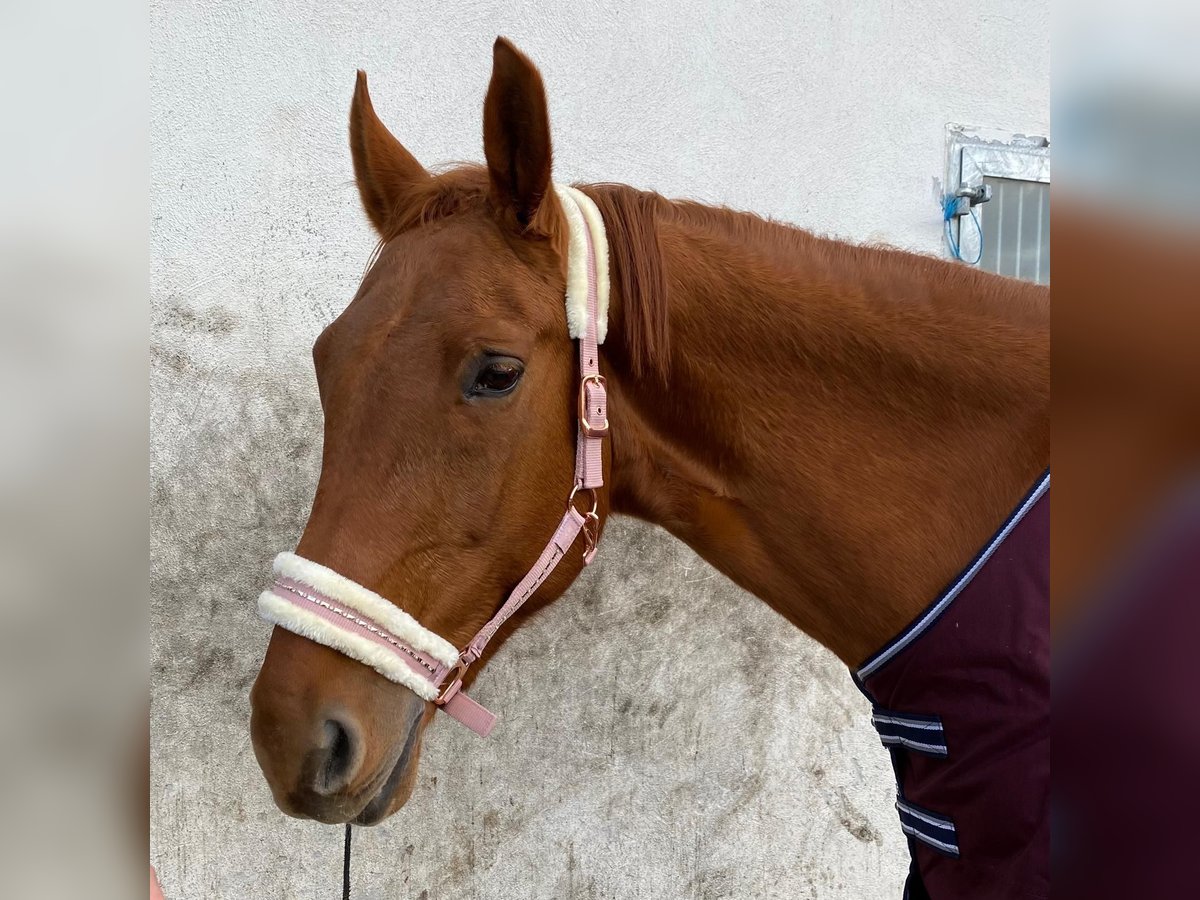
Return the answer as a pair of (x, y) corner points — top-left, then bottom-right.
(257, 184), (610, 737)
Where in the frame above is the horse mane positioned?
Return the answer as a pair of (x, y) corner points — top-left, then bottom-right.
(586, 185), (1049, 394)
(370, 167), (1045, 391)
(577, 184), (672, 382)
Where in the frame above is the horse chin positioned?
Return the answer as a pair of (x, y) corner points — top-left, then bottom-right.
(352, 717), (425, 825)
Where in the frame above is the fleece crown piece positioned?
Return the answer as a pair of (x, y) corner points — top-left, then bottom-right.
(554, 184), (610, 344)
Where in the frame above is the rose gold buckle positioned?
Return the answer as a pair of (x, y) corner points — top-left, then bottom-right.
(579, 373), (609, 437)
(436, 657), (471, 706)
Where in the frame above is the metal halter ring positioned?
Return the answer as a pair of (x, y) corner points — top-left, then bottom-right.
(435, 656), (472, 706)
(567, 482), (599, 518)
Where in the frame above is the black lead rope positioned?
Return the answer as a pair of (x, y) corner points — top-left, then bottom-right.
(342, 823), (352, 899)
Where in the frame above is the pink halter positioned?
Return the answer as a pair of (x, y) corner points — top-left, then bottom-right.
(258, 186), (609, 737)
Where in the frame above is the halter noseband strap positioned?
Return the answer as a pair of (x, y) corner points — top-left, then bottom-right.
(257, 184), (610, 737)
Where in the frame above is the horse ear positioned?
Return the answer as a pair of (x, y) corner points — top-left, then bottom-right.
(483, 38), (557, 236)
(349, 70), (429, 235)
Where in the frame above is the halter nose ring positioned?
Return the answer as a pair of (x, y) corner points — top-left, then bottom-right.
(435, 656), (472, 706)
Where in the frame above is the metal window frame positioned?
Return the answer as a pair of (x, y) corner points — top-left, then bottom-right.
(944, 124), (1050, 273)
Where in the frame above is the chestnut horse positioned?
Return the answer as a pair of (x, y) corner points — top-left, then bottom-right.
(250, 36), (1048, 882)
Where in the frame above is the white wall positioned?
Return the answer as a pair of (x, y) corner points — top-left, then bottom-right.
(151, 2), (1049, 897)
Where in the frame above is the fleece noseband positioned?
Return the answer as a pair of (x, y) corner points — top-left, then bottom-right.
(258, 185), (610, 737)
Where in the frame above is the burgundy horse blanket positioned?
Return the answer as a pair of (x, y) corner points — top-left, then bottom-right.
(854, 472), (1050, 900)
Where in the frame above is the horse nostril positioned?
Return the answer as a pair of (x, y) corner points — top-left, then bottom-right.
(314, 716), (360, 795)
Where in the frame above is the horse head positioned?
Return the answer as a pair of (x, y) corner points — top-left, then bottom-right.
(250, 38), (605, 825)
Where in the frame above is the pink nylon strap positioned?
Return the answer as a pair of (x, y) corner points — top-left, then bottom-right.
(576, 211), (607, 492)
(433, 191), (607, 734)
(462, 507), (587, 662)
(438, 683), (498, 737)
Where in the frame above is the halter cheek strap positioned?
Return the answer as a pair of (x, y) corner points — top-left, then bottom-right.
(257, 184), (610, 737)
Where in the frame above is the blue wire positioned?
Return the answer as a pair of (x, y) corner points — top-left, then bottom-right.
(942, 195), (983, 266)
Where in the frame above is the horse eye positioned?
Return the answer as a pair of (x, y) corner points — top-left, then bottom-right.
(470, 358), (523, 397)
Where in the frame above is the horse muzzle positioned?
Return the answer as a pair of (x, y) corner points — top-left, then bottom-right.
(250, 625), (430, 824)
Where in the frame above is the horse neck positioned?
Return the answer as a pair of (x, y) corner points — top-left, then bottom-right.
(597, 193), (1049, 666)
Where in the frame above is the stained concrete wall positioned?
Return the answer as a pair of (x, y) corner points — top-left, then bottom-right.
(150, 2), (1049, 897)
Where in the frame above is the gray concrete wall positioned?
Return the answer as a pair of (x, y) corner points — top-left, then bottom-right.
(150, 2), (1049, 896)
